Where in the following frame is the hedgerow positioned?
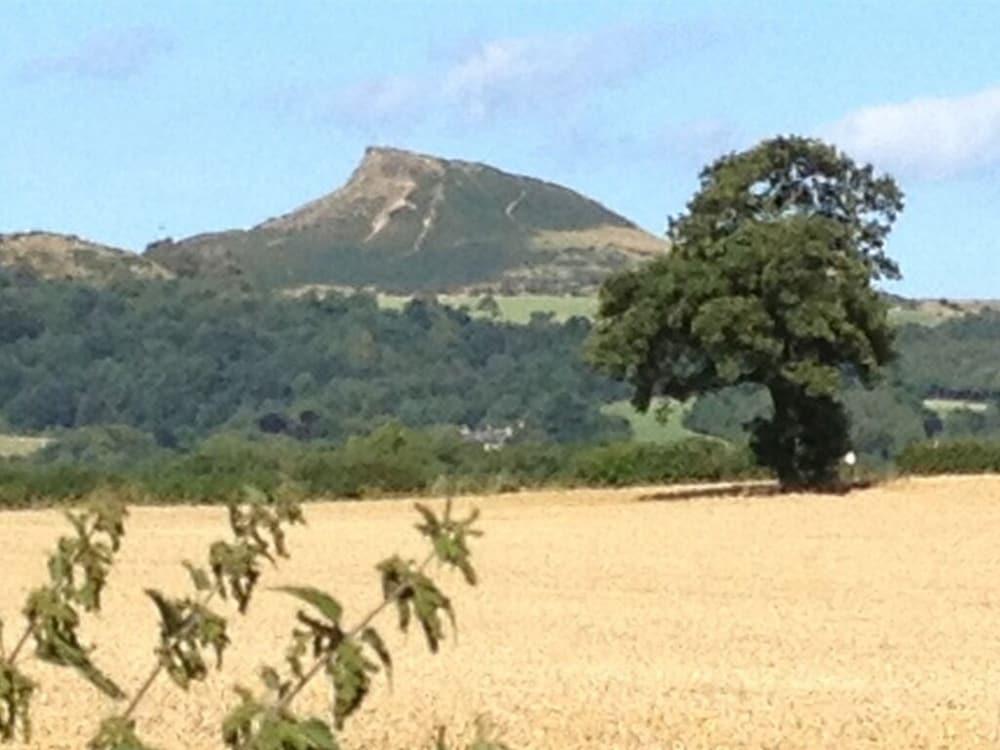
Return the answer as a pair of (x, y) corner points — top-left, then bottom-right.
(0, 424), (767, 509)
(569, 439), (762, 487)
(897, 439), (1000, 475)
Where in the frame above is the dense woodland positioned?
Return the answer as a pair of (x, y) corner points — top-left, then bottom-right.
(0, 272), (628, 448)
(895, 313), (1000, 400)
(0, 271), (998, 473)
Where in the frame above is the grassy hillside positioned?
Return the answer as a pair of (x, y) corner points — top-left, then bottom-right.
(367, 291), (998, 328)
(600, 398), (701, 444)
(887, 298), (1000, 326)
(0, 435), (50, 458)
(923, 398), (989, 415)
(146, 147), (668, 293)
(0, 232), (171, 283)
(377, 293), (599, 323)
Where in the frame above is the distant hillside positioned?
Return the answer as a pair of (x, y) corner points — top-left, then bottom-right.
(885, 294), (1000, 326)
(0, 232), (172, 283)
(146, 146), (668, 293)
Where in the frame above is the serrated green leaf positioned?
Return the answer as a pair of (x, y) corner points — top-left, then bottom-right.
(273, 587), (343, 625)
(87, 716), (160, 750)
(210, 540), (261, 614)
(86, 496), (128, 553)
(145, 591), (229, 689)
(222, 687), (337, 750)
(0, 661), (35, 742)
(145, 590), (185, 635)
(359, 627), (392, 686)
(411, 575), (454, 653)
(25, 586), (124, 699)
(183, 561), (212, 592)
(413, 502), (440, 536)
(328, 638), (377, 729)
(257, 717), (338, 750)
(292, 719), (337, 749)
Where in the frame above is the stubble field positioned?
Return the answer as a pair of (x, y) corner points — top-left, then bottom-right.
(3, 476), (1000, 749)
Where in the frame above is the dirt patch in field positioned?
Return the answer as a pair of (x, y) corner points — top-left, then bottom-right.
(3, 476), (1000, 748)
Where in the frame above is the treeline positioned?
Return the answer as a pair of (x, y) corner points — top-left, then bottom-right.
(0, 272), (627, 446)
(895, 312), (1000, 400)
(0, 423), (763, 508)
(685, 382), (939, 464)
(683, 314), (1000, 463)
(2, 270), (999, 470)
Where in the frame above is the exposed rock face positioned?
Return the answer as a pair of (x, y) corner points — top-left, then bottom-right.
(0, 232), (172, 282)
(146, 146), (669, 293)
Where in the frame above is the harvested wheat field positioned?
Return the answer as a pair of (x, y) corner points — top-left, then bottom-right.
(4, 476), (1000, 749)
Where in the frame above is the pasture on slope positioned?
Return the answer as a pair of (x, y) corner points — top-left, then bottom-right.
(0, 435), (50, 459)
(374, 292), (994, 327)
(600, 398), (701, 443)
(3, 477), (1000, 748)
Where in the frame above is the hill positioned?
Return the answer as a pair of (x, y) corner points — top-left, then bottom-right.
(145, 146), (668, 293)
(885, 294), (1000, 326)
(0, 232), (172, 283)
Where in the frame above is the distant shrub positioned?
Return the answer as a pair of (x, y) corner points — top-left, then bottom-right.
(36, 425), (165, 469)
(296, 423), (472, 497)
(476, 443), (571, 486)
(569, 438), (762, 487)
(898, 439), (1000, 475)
(137, 433), (298, 502)
(0, 462), (110, 508)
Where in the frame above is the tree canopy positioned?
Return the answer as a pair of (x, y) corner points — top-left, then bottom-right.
(0, 274), (627, 447)
(589, 136), (904, 486)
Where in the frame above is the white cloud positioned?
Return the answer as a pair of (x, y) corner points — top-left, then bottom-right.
(824, 86), (1000, 179)
(441, 29), (640, 120)
(19, 26), (174, 82)
(338, 75), (425, 124)
(317, 23), (704, 130)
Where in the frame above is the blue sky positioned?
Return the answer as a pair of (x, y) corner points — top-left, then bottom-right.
(2, 1), (999, 298)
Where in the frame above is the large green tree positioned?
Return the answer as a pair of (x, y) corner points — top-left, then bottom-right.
(588, 136), (904, 487)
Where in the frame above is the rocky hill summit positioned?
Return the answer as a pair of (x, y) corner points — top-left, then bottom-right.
(146, 146), (669, 293)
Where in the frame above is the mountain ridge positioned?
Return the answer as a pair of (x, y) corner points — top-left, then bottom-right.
(145, 146), (670, 293)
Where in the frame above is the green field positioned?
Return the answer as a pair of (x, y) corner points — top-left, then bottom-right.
(888, 306), (958, 327)
(888, 300), (1000, 327)
(600, 398), (701, 443)
(923, 398), (990, 415)
(379, 294), (994, 328)
(377, 293), (598, 323)
(0, 435), (50, 458)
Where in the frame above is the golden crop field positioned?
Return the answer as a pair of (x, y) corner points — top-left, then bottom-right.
(3, 476), (1000, 749)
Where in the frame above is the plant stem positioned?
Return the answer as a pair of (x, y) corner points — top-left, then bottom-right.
(276, 550), (437, 712)
(122, 589), (217, 720)
(7, 623), (33, 664)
